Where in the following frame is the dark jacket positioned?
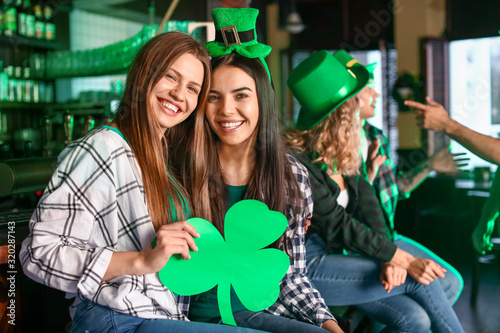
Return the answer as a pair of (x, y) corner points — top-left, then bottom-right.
(294, 151), (397, 262)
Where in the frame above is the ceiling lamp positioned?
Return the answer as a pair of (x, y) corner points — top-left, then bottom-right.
(285, 1), (305, 34)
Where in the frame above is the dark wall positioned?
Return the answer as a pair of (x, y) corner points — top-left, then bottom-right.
(446, 0), (500, 40)
(281, 0), (395, 51)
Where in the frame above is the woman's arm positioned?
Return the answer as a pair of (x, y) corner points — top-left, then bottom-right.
(19, 134), (123, 295)
(103, 222), (200, 281)
(389, 248), (445, 285)
(19, 131), (197, 296)
(396, 147), (466, 197)
(350, 176), (393, 239)
(379, 262), (407, 293)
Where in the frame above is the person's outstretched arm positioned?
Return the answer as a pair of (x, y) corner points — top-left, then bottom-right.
(406, 97), (500, 166)
(396, 147), (468, 197)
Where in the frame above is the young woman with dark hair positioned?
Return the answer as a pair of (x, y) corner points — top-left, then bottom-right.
(184, 7), (343, 333)
(189, 51), (341, 333)
(20, 32), (262, 333)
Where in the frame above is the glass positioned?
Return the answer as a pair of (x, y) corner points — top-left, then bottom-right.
(40, 23), (196, 79)
(0, 143), (10, 160)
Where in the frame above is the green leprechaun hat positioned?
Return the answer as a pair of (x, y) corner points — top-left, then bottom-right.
(287, 49), (369, 130)
(204, 7), (271, 59)
(204, 7), (272, 81)
(365, 62), (377, 81)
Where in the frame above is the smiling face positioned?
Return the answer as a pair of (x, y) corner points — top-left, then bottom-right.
(149, 52), (205, 133)
(206, 65), (260, 150)
(358, 80), (380, 120)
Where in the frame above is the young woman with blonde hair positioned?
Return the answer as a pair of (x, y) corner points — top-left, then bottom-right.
(284, 49), (464, 333)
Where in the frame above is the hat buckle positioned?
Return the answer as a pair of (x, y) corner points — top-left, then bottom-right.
(221, 25), (241, 47)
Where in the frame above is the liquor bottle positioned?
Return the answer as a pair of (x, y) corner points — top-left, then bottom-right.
(14, 66), (23, 102)
(32, 79), (39, 103)
(43, 2), (54, 40)
(23, 67), (31, 103)
(0, 61), (9, 101)
(33, 1), (44, 39)
(4, 0), (18, 37)
(5, 65), (15, 102)
(25, 0), (34, 37)
(17, 0), (27, 36)
(0, 7), (5, 35)
(24, 140), (33, 158)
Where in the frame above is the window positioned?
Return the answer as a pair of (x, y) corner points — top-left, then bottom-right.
(449, 36), (500, 171)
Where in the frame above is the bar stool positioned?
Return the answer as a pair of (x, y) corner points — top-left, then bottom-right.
(471, 237), (500, 307)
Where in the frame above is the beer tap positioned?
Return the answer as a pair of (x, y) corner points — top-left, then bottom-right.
(83, 115), (95, 135)
(63, 111), (74, 146)
(41, 115), (53, 157)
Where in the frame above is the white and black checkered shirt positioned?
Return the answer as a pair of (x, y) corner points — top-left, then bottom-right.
(20, 127), (187, 321)
(264, 155), (334, 326)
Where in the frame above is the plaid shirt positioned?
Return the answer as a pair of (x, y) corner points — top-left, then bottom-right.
(20, 128), (187, 321)
(294, 151), (397, 262)
(362, 122), (408, 236)
(179, 154), (335, 326)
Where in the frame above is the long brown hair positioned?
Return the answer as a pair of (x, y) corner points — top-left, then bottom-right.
(114, 32), (210, 230)
(284, 96), (361, 176)
(187, 53), (303, 240)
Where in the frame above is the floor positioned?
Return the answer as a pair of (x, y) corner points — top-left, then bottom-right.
(394, 184), (500, 333)
(451, 256), (500, 333)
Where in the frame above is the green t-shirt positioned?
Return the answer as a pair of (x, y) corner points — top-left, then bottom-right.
(188, 184), (248, 322)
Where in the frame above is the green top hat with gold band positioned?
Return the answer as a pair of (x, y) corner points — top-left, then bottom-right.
(204, 7), (272, 80)
(287, 50), (370, 130)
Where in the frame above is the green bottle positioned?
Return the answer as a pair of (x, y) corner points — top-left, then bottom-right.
(33, 2), (44, 39)
(4, 0), (18, 37)
(0, 8), (5, 35)
(0, 61), (9, 101)
(43, 2), (54, 40)
(25, 0), (34, 37)
(17, 0), (27, 36)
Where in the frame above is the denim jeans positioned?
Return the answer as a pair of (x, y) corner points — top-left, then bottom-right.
(393, 233), (464, 305)
(69, 300), (267, 333)
(230, 310), (327, 333)
(305, 233), (464, 333)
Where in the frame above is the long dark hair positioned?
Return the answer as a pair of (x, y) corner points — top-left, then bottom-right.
(188, 53), (303, 244)
(114, 32), (210, 230)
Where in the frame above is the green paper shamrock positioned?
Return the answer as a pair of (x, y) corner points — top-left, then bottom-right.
(159, 199), (290, 326)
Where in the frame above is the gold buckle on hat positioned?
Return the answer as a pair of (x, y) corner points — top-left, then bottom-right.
(221, 25), (241, 47)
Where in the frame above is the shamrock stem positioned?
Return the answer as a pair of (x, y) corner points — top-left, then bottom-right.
(217, 282), (237, 326)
